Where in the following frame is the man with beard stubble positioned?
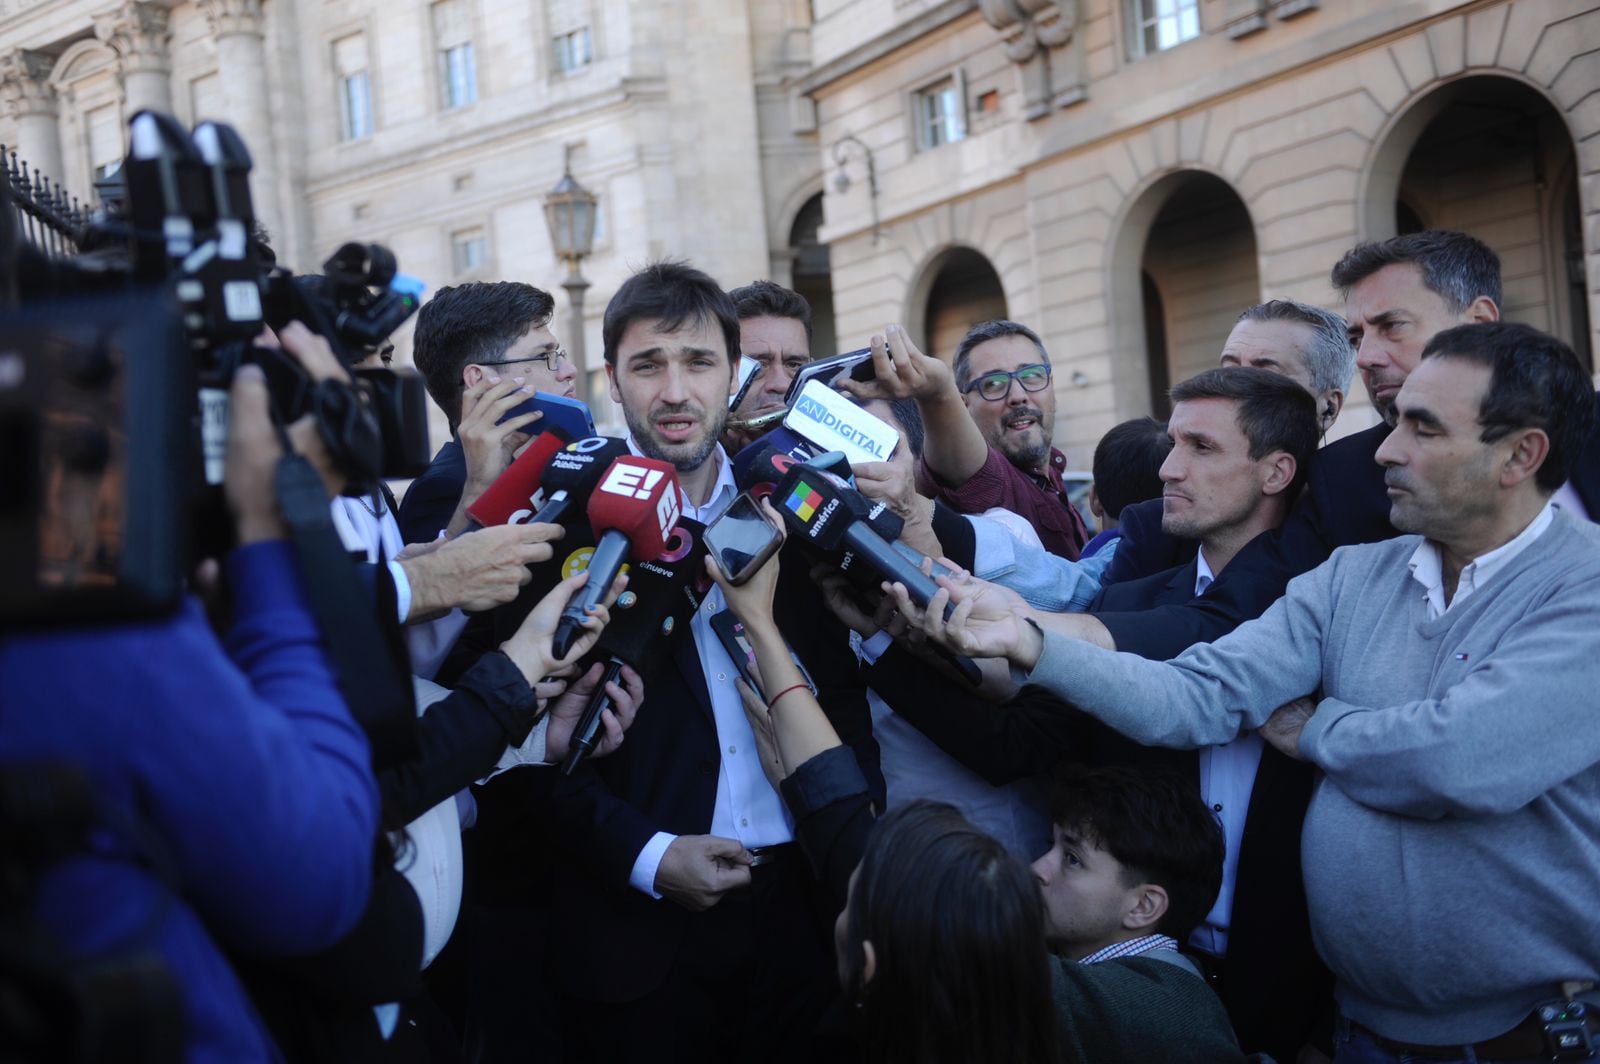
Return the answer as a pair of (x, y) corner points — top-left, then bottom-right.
(841, 319), (1091, 560)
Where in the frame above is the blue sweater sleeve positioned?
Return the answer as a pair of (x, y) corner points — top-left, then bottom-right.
(141, 541), (380, 955)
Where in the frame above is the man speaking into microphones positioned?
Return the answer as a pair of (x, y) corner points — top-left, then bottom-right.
(471, 262), (881, 1063)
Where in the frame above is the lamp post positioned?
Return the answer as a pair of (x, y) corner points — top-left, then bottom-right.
(543, 163), (599, 407)
(831, 133), (880, 244)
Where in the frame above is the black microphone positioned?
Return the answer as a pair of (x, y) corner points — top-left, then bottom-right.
(772, 462), (985, 686)
(561, 517), (708, 773)
(550, 456), (681, 661)
(526, 436), (632, 527)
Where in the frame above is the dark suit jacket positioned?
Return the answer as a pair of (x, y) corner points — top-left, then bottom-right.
(397, 438), (466, 545)
(491, 539), (881, 1006)
(1097, 393), (1600, 660)
(865, 557), (1327, 1061)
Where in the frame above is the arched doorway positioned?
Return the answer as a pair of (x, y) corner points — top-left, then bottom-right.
(787, 193), (837, 359)
(917, 246), (1008, 363)
(1111, 171), (1259, 419)
(1367, 76), (1591, 371)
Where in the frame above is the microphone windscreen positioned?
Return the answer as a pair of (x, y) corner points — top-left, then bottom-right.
(772, 462), (872, 552)
(586, 456), (682, 561)
(540, 436), (632, 498)
(593, 518), (708, 668)
(465, 428), (573, 526)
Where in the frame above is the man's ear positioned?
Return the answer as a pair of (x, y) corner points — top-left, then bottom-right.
(1088, 484), (1105, 521)
(462, 363), (487, 390)
(606, 361), (622, 405)
(1320, 389), (1344, 433)
(1499, 427), (1551, 490)
(1261, 452), (1298, 497)
(1465, 295), (1500, 324)
(861, 939), (877, 986)
(1121, 882), (1169, 933)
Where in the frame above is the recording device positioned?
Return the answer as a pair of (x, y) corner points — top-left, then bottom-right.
(782, 380), (900, 468)
(550, 455), (682, 661)
(1536, 995), (1596, 1059)
(704, 491), (783, 586)
(498, 391), (595, 440)
(709, 609), (818, 701)
(729, 354), (762, 410)
(523, 435), (632, 528)
(734, 445), (905, 543)
(782, 347), (875, 403)
(560, 517), (707, 774)
(773, 461), (950, 619)
(463, 428), (574, 527)
(1, 110), (428, 623)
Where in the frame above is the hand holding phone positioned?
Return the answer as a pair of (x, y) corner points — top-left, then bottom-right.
(704, 491), (784, 586)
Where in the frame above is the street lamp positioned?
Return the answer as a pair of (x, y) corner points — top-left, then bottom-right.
(831, 133), (880, 244)
(543, 162), (599, 406)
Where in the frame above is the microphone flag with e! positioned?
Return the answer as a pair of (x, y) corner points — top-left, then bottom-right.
(550, 455), (682, 661)
(465, 426), (574, 526)
(560, 516), (708, 775)
(525, 435), (632, 528)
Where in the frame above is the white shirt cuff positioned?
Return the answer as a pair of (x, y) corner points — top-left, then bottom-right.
(629, 831), (677, 899)
(858, 629), (894, 664)
(388, 559), (412, 624)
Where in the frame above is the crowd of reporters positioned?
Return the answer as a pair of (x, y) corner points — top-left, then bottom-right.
(3, 224), (1598, 1064)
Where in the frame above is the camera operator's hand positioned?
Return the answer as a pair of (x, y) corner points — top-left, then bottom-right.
(544, 661), (645, 763)
(401, 522), (564, 620)
(446, 375), (543, 538)
(498, 567), (627, 683)
(226, 365), (291, 544)
(654, 835), (753, 911)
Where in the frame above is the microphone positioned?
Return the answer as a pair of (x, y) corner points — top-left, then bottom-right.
(550, 456), (682, 661)
(526, 436), (632, 527)
(773, 462), (949, 617)
(562, 517), (708, 773)
(464, 427), (574, 526)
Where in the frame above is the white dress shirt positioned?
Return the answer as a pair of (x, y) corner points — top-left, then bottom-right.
(1406, 502), (1555, 620)
(626, 442), (795, 899)
(1189, 548), (1264, 959)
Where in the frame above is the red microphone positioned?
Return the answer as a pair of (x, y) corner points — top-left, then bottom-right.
(465, 428), (573, 526)
(549, 456), (681, 661)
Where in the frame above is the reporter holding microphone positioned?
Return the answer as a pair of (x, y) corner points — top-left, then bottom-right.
(705, 500), (1064, 1064)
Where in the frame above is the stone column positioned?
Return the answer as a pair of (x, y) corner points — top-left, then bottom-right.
(0, 49), (65, 183)
(95, 1), (175, 115)
(199, 0), (281, 238)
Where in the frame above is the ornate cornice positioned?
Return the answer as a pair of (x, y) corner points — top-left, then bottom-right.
(94, 1), (174, 75)
(200, 0), (263, 40)
(0, 48), (59, 119)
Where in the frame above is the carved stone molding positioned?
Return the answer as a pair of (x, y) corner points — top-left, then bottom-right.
(981, 0), (1084, 120)
(200, 0), (264, 40)
(0, 49), (60, 119)
(95, 1), (174, 75)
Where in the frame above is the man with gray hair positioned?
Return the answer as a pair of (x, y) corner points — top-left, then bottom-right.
(1221, 299), (1356, 437)
(839, 319), (1091, 560)
(1091, 230), (1600, 661)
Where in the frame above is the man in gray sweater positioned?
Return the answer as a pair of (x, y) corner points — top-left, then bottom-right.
(894, 321), (1600, 1060)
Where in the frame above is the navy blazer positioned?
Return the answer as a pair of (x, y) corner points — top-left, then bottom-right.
(1097, 392), (1600, 660)
(397, 439), (466, 545)
(865, 557), (1326, 1061)
(529, 541), (882, 1004)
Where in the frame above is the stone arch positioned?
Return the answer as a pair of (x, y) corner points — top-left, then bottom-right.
(1362, 72), (1590, 368)
(904, 243), (1009, 363)
(1106, 167), (1260, 419)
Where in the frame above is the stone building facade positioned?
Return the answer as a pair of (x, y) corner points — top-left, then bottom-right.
(0, 0), (826, 432)
(803, 0), (1600, 458)
(3, 0), (1597, 458)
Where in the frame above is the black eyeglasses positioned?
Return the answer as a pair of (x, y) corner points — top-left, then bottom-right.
(964, 363), (1051, 402)
(480, 349), (571, 371)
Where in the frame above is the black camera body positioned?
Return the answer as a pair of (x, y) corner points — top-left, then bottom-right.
(0, 110), (429, 623)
